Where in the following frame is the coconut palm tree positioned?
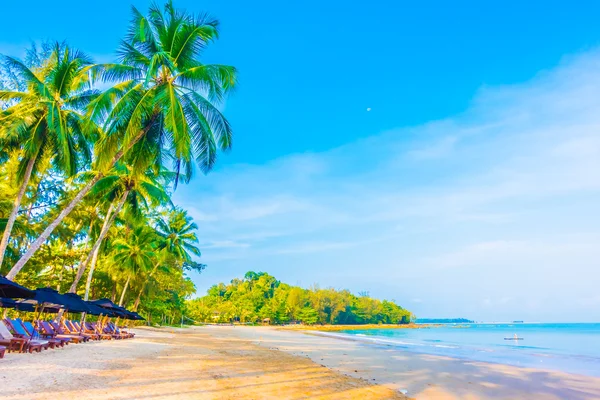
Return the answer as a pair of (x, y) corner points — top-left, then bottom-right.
(132, 208), (201, 310)
(110, 225), (157, 306)
(69, 163), (171, 295)
(0, 44), (97, 272)
(7, 0), (236, 279)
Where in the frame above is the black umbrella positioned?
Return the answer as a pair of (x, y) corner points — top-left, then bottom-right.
(89, 298), (127, 317)
(0, 276), (35, 299)
(81, 300), (109, 316)
(0, 297), (59, 312)
(0, 297), (17, 308)
(62, 293), (97, 313)
(114, 306), (140, 320)
(129, 311), (146, 321)
(34, 287), (74, 308)
(89, 298), (119, 309)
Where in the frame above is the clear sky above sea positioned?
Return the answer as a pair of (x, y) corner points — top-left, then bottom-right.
(2, 1), (600, 321)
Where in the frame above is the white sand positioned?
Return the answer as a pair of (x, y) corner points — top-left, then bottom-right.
(0, 326), (405, 400)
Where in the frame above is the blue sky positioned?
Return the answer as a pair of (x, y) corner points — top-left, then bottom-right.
(2, 1), (600, 321)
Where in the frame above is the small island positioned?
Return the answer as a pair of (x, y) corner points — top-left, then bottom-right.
(187, 271), (413, 325)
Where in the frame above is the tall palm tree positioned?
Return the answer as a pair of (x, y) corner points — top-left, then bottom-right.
(68, 163), (171, 293)
(110, 225), (156, 306)
(0, 45), (97, 272)
(7, 0), (236, 279)
(132, 208), (201, 310)
(156, 208), (201, 263)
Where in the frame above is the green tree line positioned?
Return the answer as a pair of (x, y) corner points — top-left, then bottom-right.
(187, 271), (413, 325)
(0, 1), (235, 325)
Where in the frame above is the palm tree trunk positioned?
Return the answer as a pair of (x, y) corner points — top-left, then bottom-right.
(82, 191), (130, 301)
(5, 121), (155, 280)
(119, 276), (131, 307)
(70, 189), (130, 293)
(0, 156), (36, 269)
(69, 201), (115, 293)
(133, 285), (144, 311)
(6, 173), (103, 280)
(111, 284), (116, 302)
(132, 261), (160, 311)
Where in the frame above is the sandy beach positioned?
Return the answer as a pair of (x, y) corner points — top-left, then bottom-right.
(2, 326), (599, 399)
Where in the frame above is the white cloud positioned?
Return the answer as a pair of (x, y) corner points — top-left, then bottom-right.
(175, 49), (600, 322)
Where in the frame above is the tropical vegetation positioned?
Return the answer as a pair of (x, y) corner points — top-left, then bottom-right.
(187, 272), (413, 325)
(0, 1), (234, 325)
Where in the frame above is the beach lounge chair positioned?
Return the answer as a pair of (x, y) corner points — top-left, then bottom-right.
(38, 321), (83, 344)
(0, 345), (5, 359)
(114, 323), (135, 338)
(104, 323), (128, 339)
(22, 320), (70, 346)
(65, 320), (98, 340)
(3, 318), (55, 350)
(106, 323), (132, 339)
(0, 320), (40, 353)
(50, 321), (90, 342)
(83, 322), (112, 340)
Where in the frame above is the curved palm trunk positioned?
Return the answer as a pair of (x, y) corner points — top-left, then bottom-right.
(6, 173), (102, 280)
(0, 156), (36, 269)
(6, 123), (154, 280)
(69, 202), (115, 293)
(70, 189), (129, 293)
(119, 276), (131, 307)
(133, 286), (144, 311)
(132, 261), (160, 311)
(82, 191), (130, 300)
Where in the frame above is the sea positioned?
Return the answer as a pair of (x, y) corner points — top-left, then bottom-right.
(333, 323), (600, 376)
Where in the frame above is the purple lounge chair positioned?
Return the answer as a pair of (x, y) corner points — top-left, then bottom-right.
(38, 321), (83, 344)
(50, 321), (89, 342)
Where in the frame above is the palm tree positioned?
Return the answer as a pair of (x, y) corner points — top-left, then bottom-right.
(110, 225), (156, 306)
(68, 163), (171, 295)
(132, 208), (201, 310)
(7, 0), (236, 279)
(0, 44), (97, 272)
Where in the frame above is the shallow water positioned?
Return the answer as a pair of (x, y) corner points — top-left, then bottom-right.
(336, 323), (600, 376)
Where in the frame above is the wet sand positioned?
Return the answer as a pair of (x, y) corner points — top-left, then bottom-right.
(238, 326), (600, 399)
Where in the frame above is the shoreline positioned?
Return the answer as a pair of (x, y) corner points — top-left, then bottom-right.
(278, 323), (434, 331)
(227, 325), (600, 399)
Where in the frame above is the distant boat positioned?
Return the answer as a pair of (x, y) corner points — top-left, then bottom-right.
(505, 334), (524, 340)
(513, 320), (524, 323)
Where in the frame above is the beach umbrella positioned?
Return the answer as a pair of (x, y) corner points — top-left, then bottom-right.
(82, 300), (111, 316)
(0, 298), (17, 308)
(62, 293), (100, 313)
(33, 287), (73, 308)
(129, 311), (145, 321)
(89, 298), (119, 309)
(89, 298), (128, 317)
(114, 305), (136, 320)
(0, 298), (59, 312)
(0, 276), (35, 299)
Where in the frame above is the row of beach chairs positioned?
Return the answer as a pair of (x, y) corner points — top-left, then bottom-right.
(0, 318), (134, 357)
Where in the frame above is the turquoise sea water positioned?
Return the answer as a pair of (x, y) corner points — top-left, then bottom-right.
(337, 323), (600, 376)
